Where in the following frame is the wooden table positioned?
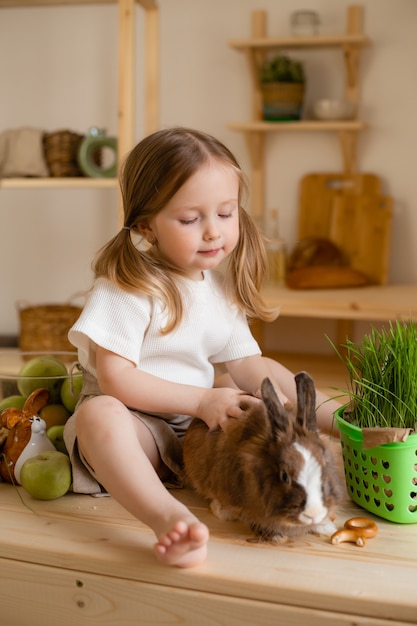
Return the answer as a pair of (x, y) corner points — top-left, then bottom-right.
(1, 444), (417, 626)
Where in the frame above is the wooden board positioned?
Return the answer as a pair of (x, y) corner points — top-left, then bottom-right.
(297, 173), (392, 285)
(298, 173), (381, 238)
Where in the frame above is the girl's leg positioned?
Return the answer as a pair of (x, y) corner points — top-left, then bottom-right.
(75, 395), (208, 567)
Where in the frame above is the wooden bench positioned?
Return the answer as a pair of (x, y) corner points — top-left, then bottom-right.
(1, 450), (417, 626)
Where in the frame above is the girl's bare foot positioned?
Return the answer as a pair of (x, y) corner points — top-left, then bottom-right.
(154, 519), (209, 568)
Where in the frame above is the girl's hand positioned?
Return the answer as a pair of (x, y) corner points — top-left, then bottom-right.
(254, 380), (293, 412)
(225, 355), (294, 413)
(196, 387), (259, 430)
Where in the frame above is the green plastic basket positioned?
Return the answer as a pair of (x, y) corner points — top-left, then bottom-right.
(335, 407), (417, 524)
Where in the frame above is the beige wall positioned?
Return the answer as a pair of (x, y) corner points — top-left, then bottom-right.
(0, 0), (416, 352)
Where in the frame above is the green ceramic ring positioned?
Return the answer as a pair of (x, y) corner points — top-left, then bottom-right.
(77, 135), (118, 178)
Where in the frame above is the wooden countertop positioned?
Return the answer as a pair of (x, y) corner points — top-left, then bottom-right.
(261, 283), (417, 321)
(1, 444), (417, 626)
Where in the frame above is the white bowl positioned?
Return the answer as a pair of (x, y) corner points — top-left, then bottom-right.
(312, 99), (355, 120)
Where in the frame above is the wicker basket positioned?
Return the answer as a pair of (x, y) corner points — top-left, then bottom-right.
(18, 301), (82, 356)
(43, 130), (84, 177)
(335, 408), (417, 524)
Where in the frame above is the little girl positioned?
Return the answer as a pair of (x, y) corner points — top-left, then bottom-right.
(64, 127), (339, 568)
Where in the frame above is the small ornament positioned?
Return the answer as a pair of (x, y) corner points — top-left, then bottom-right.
(0, 388), (55, 484)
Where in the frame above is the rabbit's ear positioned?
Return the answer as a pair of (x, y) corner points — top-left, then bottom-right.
(295, 371), (317, 432)
(261, 377), (290, 434)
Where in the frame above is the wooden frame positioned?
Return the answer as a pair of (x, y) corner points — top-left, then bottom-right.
(228, 5), (370, 219)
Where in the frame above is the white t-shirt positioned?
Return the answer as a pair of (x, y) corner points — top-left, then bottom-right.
(69, 271), (261, 389)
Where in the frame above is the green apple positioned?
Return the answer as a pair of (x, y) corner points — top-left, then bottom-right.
(20, 451), (72, 500)
(47, 425), (68, 455)
(17, 356), (68, 403)
(40, 403), (71, 428)
(60, 374), (83, 413)
(0, 394), (26, 411)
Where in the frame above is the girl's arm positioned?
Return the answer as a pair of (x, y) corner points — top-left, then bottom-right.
(224, 354), (294, 410)
(95, 346), (252, 429)
(224, 354), (341, 434)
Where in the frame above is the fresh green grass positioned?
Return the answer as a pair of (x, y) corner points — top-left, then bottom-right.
(328, 320), (417, 429)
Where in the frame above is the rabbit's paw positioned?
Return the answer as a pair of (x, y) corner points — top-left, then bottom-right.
(210, 499), (239, 521)
(311, 517), (338, 537)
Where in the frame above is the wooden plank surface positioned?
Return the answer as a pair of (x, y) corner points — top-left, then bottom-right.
(1, 448), (417, 625)
(2, 558), (412, 626)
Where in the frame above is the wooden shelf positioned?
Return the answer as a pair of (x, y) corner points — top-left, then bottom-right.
(1, 0), (159, 222)
(261, 283), (417, 323)
(0, 177), (118, 189)
(251, 283), (417, 357)
(0, 0), (157, 8)
(229, 32), (370, 51)
(228, 120), (365, 132)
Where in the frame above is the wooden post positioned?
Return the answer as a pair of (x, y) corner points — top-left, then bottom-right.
(117, 0), (159, 224)
(247, 10), (266, 221)
(338, 130), (357, 174)
(144, 6), (159, 134)
(339, 5), (364, 174)
(344, 5), (362, 108)
(117, 0), (135, 168)
(250, 12), (266, 125)
(245, 132), (265, 222)
(347, 4), (363, 34)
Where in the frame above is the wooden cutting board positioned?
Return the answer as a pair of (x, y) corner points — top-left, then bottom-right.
(297, 173), (392, 285)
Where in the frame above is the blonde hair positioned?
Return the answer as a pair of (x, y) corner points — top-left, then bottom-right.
(94, 127), (277, 332)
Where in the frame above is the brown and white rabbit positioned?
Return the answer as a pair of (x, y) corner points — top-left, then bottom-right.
(183, 372), (342, 540)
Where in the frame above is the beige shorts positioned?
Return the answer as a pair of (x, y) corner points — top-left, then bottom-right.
(63, 369), (191, 495)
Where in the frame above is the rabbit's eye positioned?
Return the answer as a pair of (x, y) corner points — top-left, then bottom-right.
(280, 470), (290, 484)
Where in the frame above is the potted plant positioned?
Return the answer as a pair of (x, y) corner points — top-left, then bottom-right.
(260, 54), (305, 121)
(330, 320), (417, 524)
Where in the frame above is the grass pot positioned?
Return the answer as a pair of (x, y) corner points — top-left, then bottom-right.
(261, 82), (305, 121)
(335, 407), (417, 523)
